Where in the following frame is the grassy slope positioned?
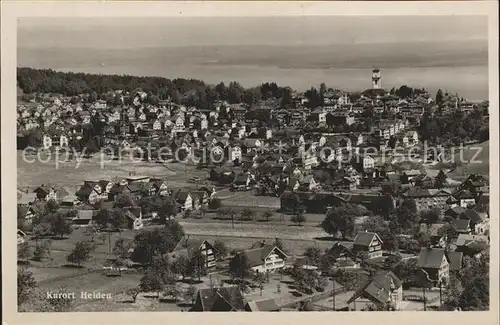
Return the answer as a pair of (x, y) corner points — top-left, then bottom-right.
(448, 140), (489, 179)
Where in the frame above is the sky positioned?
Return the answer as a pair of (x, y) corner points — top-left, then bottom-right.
(16, 16), (489, 99)
(18, 16), (488, 49)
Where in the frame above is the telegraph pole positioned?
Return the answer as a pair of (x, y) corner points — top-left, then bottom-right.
(423, 286), (427, 311)
(439, 281), (442, 306)
(108, 230), (112, 253)
(332, 278), (336, 311)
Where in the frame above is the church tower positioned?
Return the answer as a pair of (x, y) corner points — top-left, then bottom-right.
(372, 69), (381, 89)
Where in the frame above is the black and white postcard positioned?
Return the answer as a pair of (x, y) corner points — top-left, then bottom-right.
(1, 1), (498, 324)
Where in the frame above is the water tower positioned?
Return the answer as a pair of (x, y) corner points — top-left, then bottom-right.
(372, 69), (381, 89)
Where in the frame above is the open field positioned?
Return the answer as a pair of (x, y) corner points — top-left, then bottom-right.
(33, 268), (342, 312)
(17, 150), (211, 194)
(189, 210), (327, 225)
(187, 234), (336, 256)
(26, 266), (91, 284)
(444, 140), (489, 180)
(24, 221), (336, 272)
(179, 221), (328, 242)
(219, 192), (281, 209)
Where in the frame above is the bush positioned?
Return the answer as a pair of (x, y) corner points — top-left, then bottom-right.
(208, 198), (222, 210)
(240, 208), (255, 221)
(291, 213), (306, 225)
(32, 245), (47, 262)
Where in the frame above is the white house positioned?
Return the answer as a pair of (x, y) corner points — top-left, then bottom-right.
(238, 127), (246, 139)
(229, 146), (242, 162)
(362, 155), (375, 170)
(237, 245), (288, 273)
(42, 135), (52, 149)
(406, 130), (419, 145)
(201, 119), (208, 130)
(318, 111), (327, 125)
(152, 119), (162, 130)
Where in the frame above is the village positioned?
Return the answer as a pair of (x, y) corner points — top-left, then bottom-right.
(16, 68), (490, 312)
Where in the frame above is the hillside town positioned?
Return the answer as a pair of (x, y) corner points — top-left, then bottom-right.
(17, 67), (490, 312)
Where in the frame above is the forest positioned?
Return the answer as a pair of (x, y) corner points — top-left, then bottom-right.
(17, 67), (293, 110)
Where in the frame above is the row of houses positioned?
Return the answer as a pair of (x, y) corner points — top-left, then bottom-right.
(277, 172), (489, 215)
(17, 174), (217, 225)
(187, 227), (488, 311)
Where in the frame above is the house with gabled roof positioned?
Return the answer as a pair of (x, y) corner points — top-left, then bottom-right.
(419, 223), (447, 247)
(73, 208), (97, 226)
(231, 172), (254, 191)
(454, 234), (489, 257)
(148, 178), (169, 196)
(459, 174), (487, 196)
(18, 229), (27, 245)
(328, 242), (361, 269)
(233, 244), (288, 273)
(444, 206), (467, 220)
(459, 208), (489, 235)
(33, 184), (68, 202)
(244, 298), (280, 312)
(170, 236), (218, 270)
(452, 189), (476, 208)
(242, 138), (262, 153)
(347, 271), (403, 311)
(137, 182), (156, 197)
(191, 286), (245, 312)
(403, 188), (452, 213)
(475, 193), (489, 213)
(125, 182), (145, 201)
(417, 247), (463, 284)
(75, 181), (103, 205)
(173, 190), (193, 211)
(17, 204), (38, 223)
(451, 219), (472, 234)
(352, 231), (383, 259)
(152, 119), (162, 131)
(97, 180), (114, 200)
(190, 191), (209, 210)
(123, 207), (144, 230)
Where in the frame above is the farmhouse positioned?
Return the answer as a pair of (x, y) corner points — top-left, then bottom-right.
(33, 184), (68, 202)
(170, 236), (218, 270)
(417, 248), (463, 284)
(352, 231), (383, 259)
(231, 173), (254, 191)
(403, 188), (452, 213)
(234, 244), (288, 273)
(191, 286), (245, 312)
(454, 234), (489, 257)
(347, 271), (403, 311)
(173, 190), (193, 211)
(75, 182), (102, 205)
(328, 242), (361, 269)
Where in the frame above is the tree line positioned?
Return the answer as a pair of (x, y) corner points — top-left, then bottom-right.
(418, 107), (489, 145)
(18, 68), (295, 110)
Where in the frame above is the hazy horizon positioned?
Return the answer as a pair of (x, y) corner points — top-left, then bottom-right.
(17, 16), (489, 99)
